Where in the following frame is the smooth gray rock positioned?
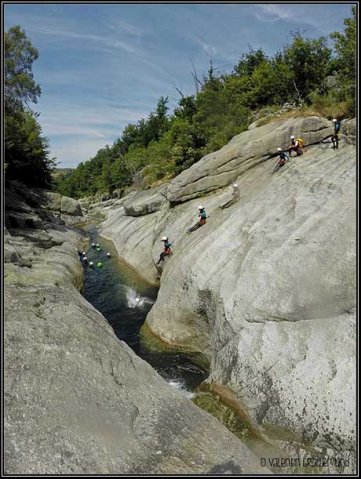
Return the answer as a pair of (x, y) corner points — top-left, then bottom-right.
(100, 204), (160, 284)
(123, 185), (167, 217)
(44, 191), (83, 218)
(167, 116), (338, 204)
(341, 118), (356, 144)
(60, 195), (83, 216)
(45, 191), (62, 211)
(98, 115), (356, 471)
(4, 191), (265, 475)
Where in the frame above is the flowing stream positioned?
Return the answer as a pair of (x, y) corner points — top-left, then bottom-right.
(79, 224), (207, 398)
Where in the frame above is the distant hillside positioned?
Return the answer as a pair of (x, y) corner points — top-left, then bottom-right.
(52, 168), (73, 180)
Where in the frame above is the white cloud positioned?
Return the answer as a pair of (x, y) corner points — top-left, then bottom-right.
(252, 4), (335, 33)
(6, 12), (145, 56)
(253, 4), (293, 23)
(105, 18), (144, 37)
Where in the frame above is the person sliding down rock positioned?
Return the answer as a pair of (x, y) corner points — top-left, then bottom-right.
(187, 206), (208, 233)
(157, 236), (172, 264)
(220, 184), (240, 209)
(273, 148), (290, 172)
(289, 135), (304, 156)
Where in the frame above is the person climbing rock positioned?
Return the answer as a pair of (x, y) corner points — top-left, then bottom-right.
(82, 255), (88, 265)
(273, 148), (290, 172)
(331, 118), (341, 149)
(157, 236), (172, 265)
(91, 242), (96, 248)
(289, 135), (303, 156)
(220, 184), (240, 209)
(106, 252), (111, 258)
(187, 206), (208, 233)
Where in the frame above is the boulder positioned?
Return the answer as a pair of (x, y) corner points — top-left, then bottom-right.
(123, 185), (167, 217)
(45, 191), (62, 211)
(60, 195), (83, 216)
(341, 118), (356, 145)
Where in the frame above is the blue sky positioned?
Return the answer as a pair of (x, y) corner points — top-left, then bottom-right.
(4, 2), (354, 168)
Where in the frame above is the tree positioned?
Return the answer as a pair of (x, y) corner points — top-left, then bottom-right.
(5, 25), (41, 113)
(282, 33), (332, 102)
(174, 95), (197, 122)
(234, 48), (268, 77)
(5, 26), (54, 187)
(330, 6), (356, 101)
(5, 109), (54, 187)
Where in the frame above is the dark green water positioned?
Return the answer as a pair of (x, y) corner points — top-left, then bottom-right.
(80, 224), (207, 396)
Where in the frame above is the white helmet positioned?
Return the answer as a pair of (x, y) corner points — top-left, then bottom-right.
(161, 236), (168, 241)
(277, 147), (282, 151)
(198, 205), (204, 210)
(290, 135), (295, 140)
(82, 251), (86, 255)
(89, 261), (94, 266)
(233, 184), (238, 188)
(332, 118), (337, 122)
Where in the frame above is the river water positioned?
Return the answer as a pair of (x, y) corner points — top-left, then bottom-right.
(79, 224), (207, 397)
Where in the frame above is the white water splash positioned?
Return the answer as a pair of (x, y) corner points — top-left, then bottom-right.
(125, 286), (154, 309)
(168, 379), (195, 399)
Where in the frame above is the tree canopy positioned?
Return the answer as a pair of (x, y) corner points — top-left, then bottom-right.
(5, 25), (54, 187)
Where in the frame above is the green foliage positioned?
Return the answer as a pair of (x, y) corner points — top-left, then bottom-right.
(174, 95), (197, 122)
(283, 33), (332, 100)
(234, 48), (268, 77)
(330, 6), (356, 104)
(5, 26), (54, 188)
(167, 118), (206, 174)
(5, 25), (41, 113)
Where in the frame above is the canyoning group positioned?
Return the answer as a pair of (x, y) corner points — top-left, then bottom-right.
(77, 120), (342, 274)
(77, 242), (112, 269)
(273, 118), (341, 172)
(158, 119), (342, 269)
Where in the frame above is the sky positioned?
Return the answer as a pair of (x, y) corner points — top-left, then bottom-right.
(4, 2), (355, 168)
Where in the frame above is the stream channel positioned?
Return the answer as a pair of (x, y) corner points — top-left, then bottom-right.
(79, 224), (207, 398)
